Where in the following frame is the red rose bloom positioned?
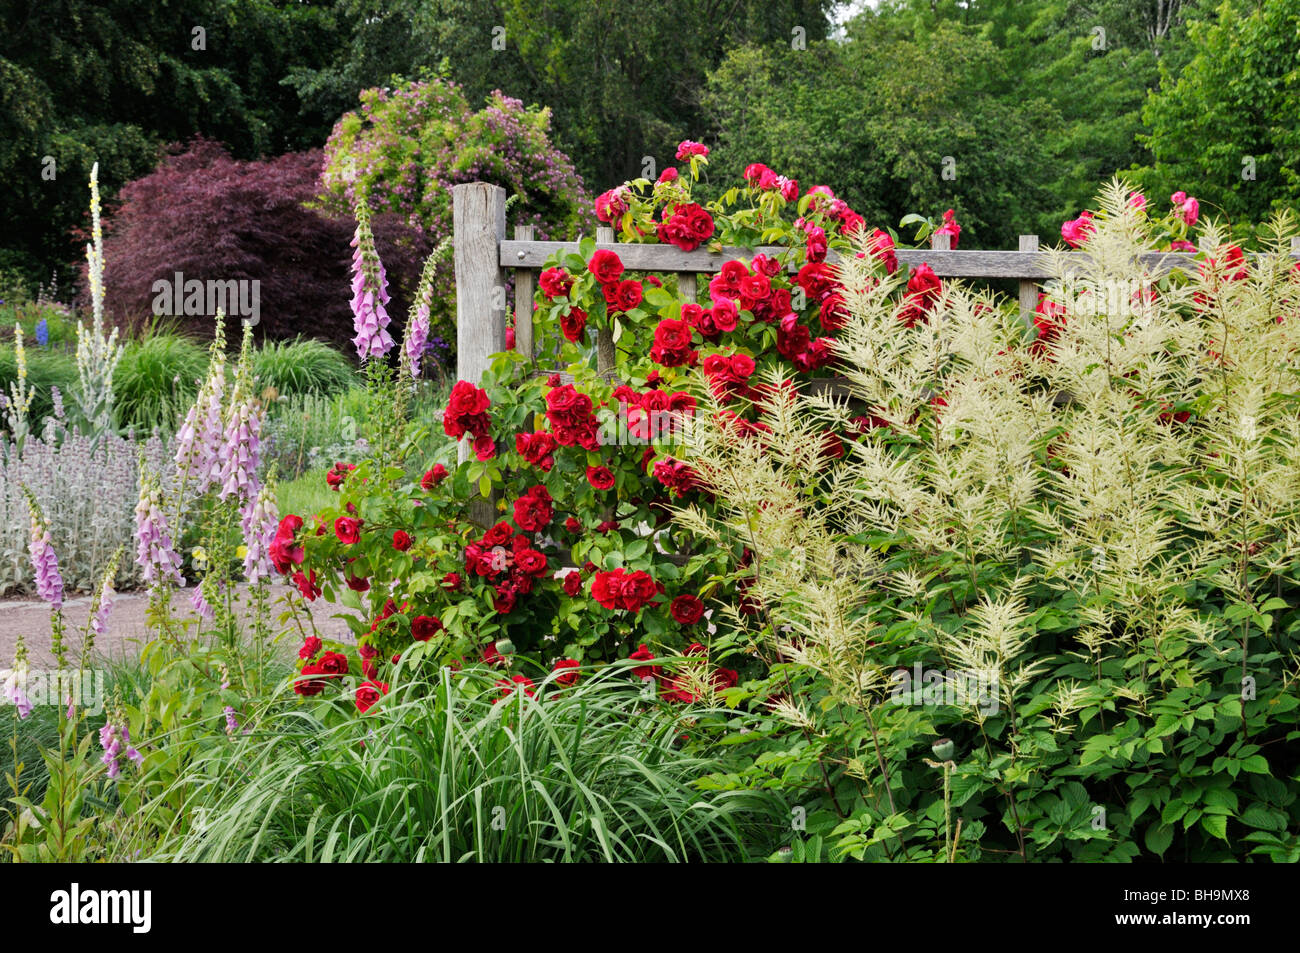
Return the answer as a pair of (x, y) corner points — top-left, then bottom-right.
(493, 587), (517, 614)
(628, 644), (661, 680)
(539, 267), (573, 299)
(710, 297), (739, 333)
(493, 673), (536, 703)
(421, 464), (448, 490)
(552, 659), (580, 687)
(441, 571), (462, 591)
(670, 594), (705, 625)
(515, 548), (547, 576)
(473, 433), (496, 461)
(293, 662), (327, 696)
(564, 517), (582, 534)
(269, 515), (305, 574)
(587, 249), (624, 284)
(318, 651), (349, 676)
(516, 430), (558, 472)
(292, 569), (321, 601)
(650, 318), (697, 367)
(298, 635), (322, 660)
(868, 229), (899, 274)
(443, 380), (492, 440)
(586, 465), (615, 490)
(603, 278), (643, 313)
(592, 568), (658, 612)
(562, 570), (583, 596)
(411, 615), (444, 642)
(326, 461), (356, 491)
(559, 306), (588, 343)
(355, 680), (389, 714)
(392, 530), (412, 551)
(512, 485), (554, 532)
(334, 516), (363, 545)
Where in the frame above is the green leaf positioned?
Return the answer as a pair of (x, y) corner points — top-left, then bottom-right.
(1200, 814), (1229, 841)
(1240, 804), (1286, 831)
(1145, 823), (1174, 856)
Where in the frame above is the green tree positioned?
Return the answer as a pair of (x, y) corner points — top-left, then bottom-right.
(1136, 0), (1300, 225)
(0, 0), (347, 289)
(288, 0), (834, 191)
(703, 17), (1060, 247)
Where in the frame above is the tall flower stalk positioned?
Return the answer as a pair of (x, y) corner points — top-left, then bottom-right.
(74, 163), (124, 444)
(401, 242), (447, 379)
(83, 546), (123, 660)
(174, 314), (228, 510)
(2, 634), (32, 720)
(217, 323), (263, 505)
(3, 324), (35, 451)
(134, 460), (184, 591)
(23, 489), (66, 667)
(350, 195), (394, 361)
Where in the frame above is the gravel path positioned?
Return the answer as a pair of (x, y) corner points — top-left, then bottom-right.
(0, 584), (350, 668)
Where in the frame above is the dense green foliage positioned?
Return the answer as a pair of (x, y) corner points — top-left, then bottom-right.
(5, 0), (1239, 291)
(1136, 0), (1300, 226)
(0, 0), (349, 288)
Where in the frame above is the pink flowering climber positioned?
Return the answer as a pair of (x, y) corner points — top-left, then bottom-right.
(350, 199), (394, 360)
(134, 466), (184, 588)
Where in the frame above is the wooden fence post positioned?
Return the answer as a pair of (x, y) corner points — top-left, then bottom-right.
(930, 232), (951, 252)
(595, 225), (617, 378)
(1018, 234), (1039, 326)
(453, 182), (506, 468)
(513, 224), (536, 361)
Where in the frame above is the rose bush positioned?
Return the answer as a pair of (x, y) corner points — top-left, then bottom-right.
(276, 142), (959, 714)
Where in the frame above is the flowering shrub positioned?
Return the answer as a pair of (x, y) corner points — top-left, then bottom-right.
(276, 142), (956, 715)
(679, 182), (1300, 861)
(320, 78), (594, 353)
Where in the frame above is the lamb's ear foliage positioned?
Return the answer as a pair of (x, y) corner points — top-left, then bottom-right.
(679, 182), (1300, 862)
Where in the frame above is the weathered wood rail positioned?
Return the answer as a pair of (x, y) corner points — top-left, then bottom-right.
(453, 181), (1300, 462)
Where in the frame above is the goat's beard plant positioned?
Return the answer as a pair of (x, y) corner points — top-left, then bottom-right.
(676, 181), (1300, 862)
(275, 143), (920, 713)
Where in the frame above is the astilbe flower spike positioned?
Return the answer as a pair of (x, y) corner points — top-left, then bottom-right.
(350, 196), (395, 360)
